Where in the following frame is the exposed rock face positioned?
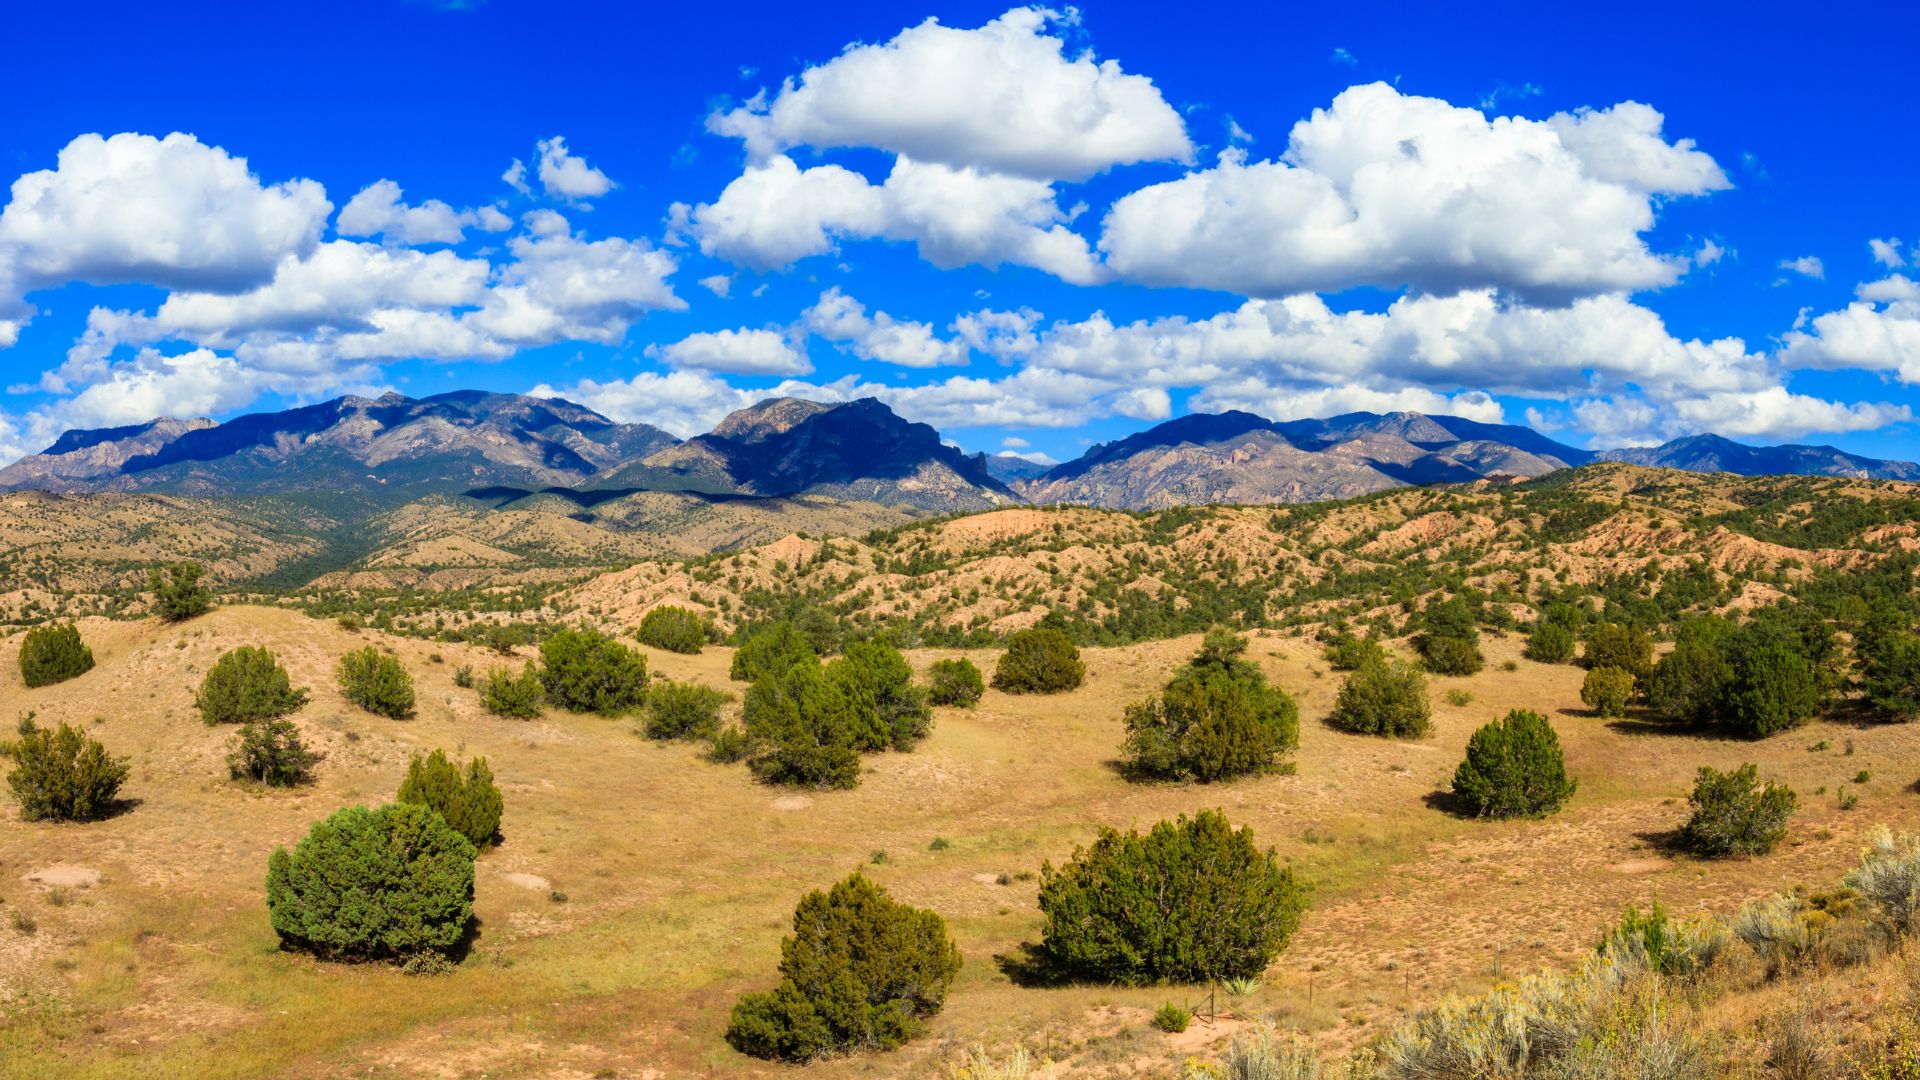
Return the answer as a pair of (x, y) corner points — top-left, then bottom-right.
(1595, 433), (1920, 480)
(0, 391), (680, 500)
(598, 397), (1018, 513)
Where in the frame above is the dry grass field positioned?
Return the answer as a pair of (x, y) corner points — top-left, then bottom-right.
(3, 604), (1915, 1077)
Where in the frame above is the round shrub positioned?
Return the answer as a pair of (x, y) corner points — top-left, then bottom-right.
(228, 719), (319, 787)
(1419, 635), (1484, 676)
(636, 605), (709, 654)
(1523, 621), (1575, 664)
(1864, 632), (1920, 722)
(4, 715), (129, 821)
(1582, 622), (1653, 679)
(726, 873), (961, 1061)
(1724, 642), (1822, 738)
(1681, 763), (1796, 857)
(265, 802), (475, 962)
(1039, 810), (1307, 984)
(197, 646), (309, 725)
(1645, 638), (1733, 726)
(1123, 628), (1298, 782)
(926, 658), (985, 707)
(1153, 1004), (1192, 1033)
(742, 660), (862, 789)
(17, 623), (94, 687)
(644, 679), (729, 741)
(1580, 666), (1636, 718)
(992, 627), (1084, 694)
(149, 561), (214, 622)
(480, 661), (544, 719)
(1451, 709), (1577, 818)
(337, 646), (415, 719)
(1323, 633), (1388, 671)
(538, 627), (648, 715)
(827, 640), (931, 751)
(1326, 660), (1432, 738)
(731, 621), (818, 683)
(397, 749), (502, 848)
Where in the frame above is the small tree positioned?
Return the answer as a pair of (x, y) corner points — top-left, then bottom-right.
(1326, 660), (1432, 738)
(726, 874), (962, 1061)
(480, 661), (544, 719)
(1451, 709), (1576, 818)
(927, 658), (985, 707)
(228, 719), (319, 787)
(1416, 597), (1483, 676)
(1038, 810), (1308, 983)
(636, 605), (710, 654)
(731, 621), (818, 683)
(827, 640), (931, 751)
(1681, 763), (1796, 858)
(1324, 634), (1387, 671)
(4, 715), (129, 821)
(17, 624), (94, 687)
(1523, 621), (1575, 664)
(1862, 633), (1920, 722)
(337, 647), (415, 719)
(396, 749), (503, 848)
(1583, 622), (1653, 679)
(1122, 628), (1298, 782)
(645, 680), (729, 741)
(1645, 639), (1732, 726)
(1723, 641), (1822, 738)
(197, 646), (309, 725)
(1581, 666), (1636, 718)
(538, 628), (648, 715)
(743, 660), (863, 789)
(992, 627), (1084, 694)
(265, 802), (475, 963)
(149, 561), (214, 622)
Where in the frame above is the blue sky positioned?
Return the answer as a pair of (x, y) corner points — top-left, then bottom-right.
(1, 0), (1916, 467)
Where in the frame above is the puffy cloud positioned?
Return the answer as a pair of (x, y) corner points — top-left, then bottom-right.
(951, 306), (1041, 360)
(534, 136), (614, 200)
(53, 348), (265, 429)
(1577, 388), (1910, 445)
(698, 274), (732, 298)
(1870, 238), (1905, 268)
(689, 154), (1103, 282)
(0, 132), (330, 311)
(1196, 382), (1505, 424)
(709, 7), (1189, 182)
(803, 287), (966, 367)
(1778, 255), (1825, 280)
(1099, 83), (1727, 300)
(336, 179), (510, 245)
(465, 221), (684, 347)
(648, 328), (811, 376)
(1780, 292), (1920, 384)
(532, 369), (761, 437)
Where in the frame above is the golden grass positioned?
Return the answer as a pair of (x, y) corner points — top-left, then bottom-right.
(2, 607), (1917, 1077)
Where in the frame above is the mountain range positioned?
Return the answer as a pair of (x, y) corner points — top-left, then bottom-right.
(1, 390), (1913, 515)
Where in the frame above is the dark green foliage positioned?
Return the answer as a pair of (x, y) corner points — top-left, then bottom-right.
(827, 640), (932, 751)
(17, 624), (94, 687)
(1861, 632), (1920, 722)
(1122, 628), (1298, 782)
(743, 660), (862, 789)
(1451, 709), (1576, 819)
(4, 716), (129, 821)
(1724, 641), (1822, 738)
(265, 802), (475, 962)
(731, 621), (818, 683)
(1523, 621), (1575, 664)
(1415, 597), (1483, 676)
(1153, 1004), (1192, 1033)
(707, 725), (753, 763)
(1681, 763), (1796, 858)
(1582, 622), (1654, 679)
(1326, 660), (1432, 738)
(725, 873), (961, 1062)
(149, 561), (214, 622)
(636, 605), (710, 654)
(1645, 637), (1734, 726)
(538, 628), (648, 715)
(926, 658), (985, 707)
(1580, 666), (1636, 718)
(396, 749), (503, 848)
(227, 719), (319, 787)
(337, 646), (415, 719)
(1037, 810), (1308, 984)
(1323, 633), (1387, 671)
(480, 662), (544, 719)
(197, 646), (309, 725)
(992, 627), (1084, 694)
(644, 680), (729, 741)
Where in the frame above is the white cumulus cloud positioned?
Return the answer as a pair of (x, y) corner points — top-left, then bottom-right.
(803, 287), (967, 367)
